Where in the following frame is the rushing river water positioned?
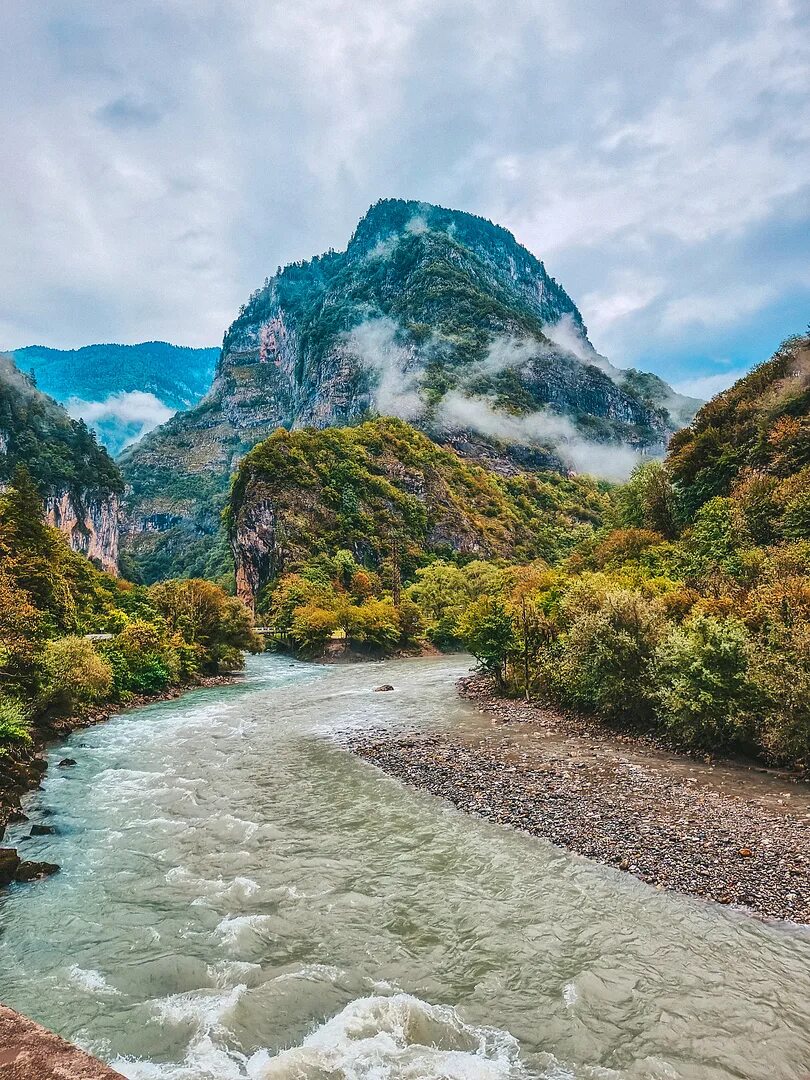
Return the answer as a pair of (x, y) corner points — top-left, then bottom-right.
(1, 654), (810, 1080)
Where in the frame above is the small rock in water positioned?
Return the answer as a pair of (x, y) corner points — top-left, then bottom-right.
(374, 684), (395, 692)
(15, 860), (60, 882)
(7, 810), (28, 824)
(29, 824), (55, 836)
(58, 758), (77, 767)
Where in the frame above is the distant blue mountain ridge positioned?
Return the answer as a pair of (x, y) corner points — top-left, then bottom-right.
(10, 341), (219, 456)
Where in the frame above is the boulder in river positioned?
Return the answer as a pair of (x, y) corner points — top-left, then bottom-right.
(29, 824), (55, 836)
(374, 685), (395, 692)
(15, 860), (60, 882)
(58, 758), (77, 767)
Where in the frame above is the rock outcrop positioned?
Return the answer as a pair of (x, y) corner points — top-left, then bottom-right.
(44, 489), (120, 574)
(0, 1005), (125, 1079)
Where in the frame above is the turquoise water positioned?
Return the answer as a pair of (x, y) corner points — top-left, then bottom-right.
(1, 653), (809, 1079)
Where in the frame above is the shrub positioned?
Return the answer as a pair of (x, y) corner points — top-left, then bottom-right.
(0, 698), (32, 752)
(42, 636), (114, 714)
(548, 589), (663, 722)
(654, 614), (753, 751)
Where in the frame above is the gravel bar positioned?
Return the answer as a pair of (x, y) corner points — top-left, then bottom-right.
(349, 676), (810, 924)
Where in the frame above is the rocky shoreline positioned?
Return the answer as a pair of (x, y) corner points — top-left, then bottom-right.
(0, 674), (235, 887)
(350, 675), (810, 924)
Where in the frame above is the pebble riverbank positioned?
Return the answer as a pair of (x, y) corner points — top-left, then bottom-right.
(349, 675), (810, 924)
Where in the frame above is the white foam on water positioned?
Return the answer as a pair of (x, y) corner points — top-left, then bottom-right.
(114, 992), (532, 1080)
(250, 993), (527, 1079)
(66, 965), (121, 996)
(151, 982), (248, 1030)
(273, 962), (346, 984)
(207, 960), (264, 987)
(113, 1035), (249, 1080)
(562, 983), (578, 1008)
(215, 913), (277, 951)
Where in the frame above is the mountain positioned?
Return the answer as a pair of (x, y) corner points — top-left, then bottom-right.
(11, 342), (219, 456)
(0, 355), (123, 571)
(667, 331), (810, 529)
(120, 198), (698, 583)
(227, 417), (608, 608)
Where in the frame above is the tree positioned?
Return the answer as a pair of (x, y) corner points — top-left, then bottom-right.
(614, 461), (677, 538)
(457, 595), (514, 687)
(150, 579), (263, 672)
(0, 466), (64, 618)
(291, 603), (338, 653)
(406, 561), (471, 647)
(0, 570), (44, 695)
(551, 589), (664, 722)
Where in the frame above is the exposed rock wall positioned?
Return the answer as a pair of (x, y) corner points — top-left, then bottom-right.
(44, 490), (120, 574)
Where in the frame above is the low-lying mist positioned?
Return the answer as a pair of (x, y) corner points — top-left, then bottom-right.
(340, 317), (648, 480)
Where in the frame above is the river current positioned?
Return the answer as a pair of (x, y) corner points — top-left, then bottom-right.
(1, 654), (809, 1079)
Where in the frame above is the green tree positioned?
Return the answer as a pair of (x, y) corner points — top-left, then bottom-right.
(290, 603), (339, 653)
(149, 578), (262, 673)
(457, 595), (514, 687)
(0, 698), (32, 753)
(550, 589), (664, 722)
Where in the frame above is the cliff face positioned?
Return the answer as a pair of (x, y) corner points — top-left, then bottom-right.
(121, 198), (697, 583)
(44, 490), (120, 574)
(0, 355), (123, 573)
(227, 417), (608, 608)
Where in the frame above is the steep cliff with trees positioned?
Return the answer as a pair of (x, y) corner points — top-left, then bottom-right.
(0, 355), (123, 572)
(227, 416), (608, 612)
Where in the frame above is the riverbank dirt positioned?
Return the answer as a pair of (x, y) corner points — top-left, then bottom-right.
(349, 675), (810, 924)
(0, 674), (237, 862)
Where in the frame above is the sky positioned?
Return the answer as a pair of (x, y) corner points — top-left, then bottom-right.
(0, 0), (808, 396)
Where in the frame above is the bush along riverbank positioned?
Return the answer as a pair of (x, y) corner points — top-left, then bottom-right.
(350, 674), (810, 923)
(0, 467), (264, 881)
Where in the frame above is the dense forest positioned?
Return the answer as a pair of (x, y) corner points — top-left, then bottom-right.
(0, 356), (122, 497)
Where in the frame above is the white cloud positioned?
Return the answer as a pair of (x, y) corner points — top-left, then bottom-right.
(0, 0), (806, 393)
(66, 390), (175, 447)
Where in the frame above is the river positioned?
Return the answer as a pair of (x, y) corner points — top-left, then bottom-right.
(1, 654), (809, 1079)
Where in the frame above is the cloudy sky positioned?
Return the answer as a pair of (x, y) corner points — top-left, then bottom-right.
(1, 0), (808, 395)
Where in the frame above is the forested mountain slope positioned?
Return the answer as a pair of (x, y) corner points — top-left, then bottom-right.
(12, 342), (219, 455)
(0, 355), (122, 571)
(227, 416), (608, 608)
